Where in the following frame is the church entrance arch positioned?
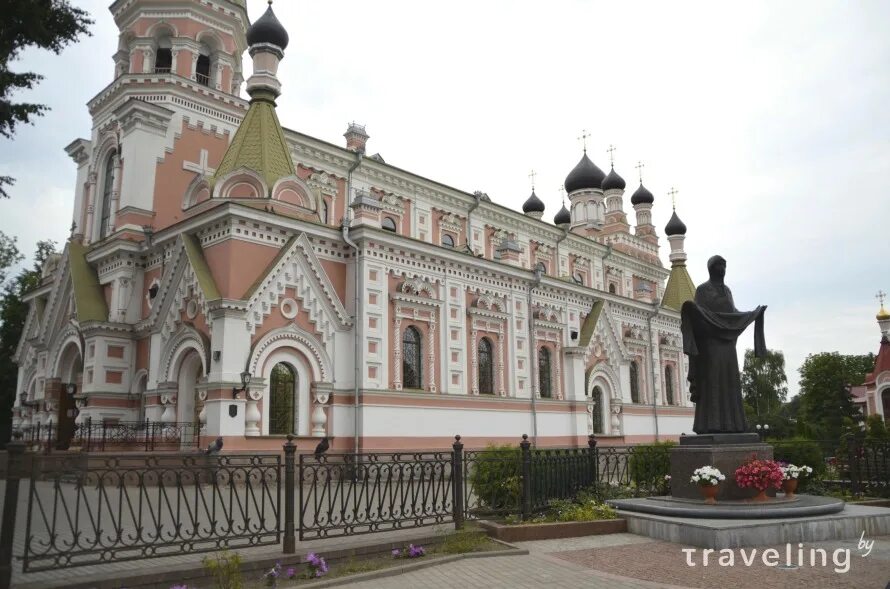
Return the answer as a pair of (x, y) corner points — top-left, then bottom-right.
(175, 350), (203, 445)
(56, 341), (82, 449)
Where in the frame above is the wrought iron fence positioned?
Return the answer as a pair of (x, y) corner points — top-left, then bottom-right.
(298, 450), (454, 540)
(595, 444), (672, 496)
(72, 418), (201, 452)
(21, 453), (281, 572)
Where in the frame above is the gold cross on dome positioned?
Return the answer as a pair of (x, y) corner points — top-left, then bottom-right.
(607, 144), (616, 166)
(528, 169), (537, 189)
(668, 187), (678, 209)
(578, 130), (590, 152)
(877, 290), (887, 307)
(635, 161), (645, 183)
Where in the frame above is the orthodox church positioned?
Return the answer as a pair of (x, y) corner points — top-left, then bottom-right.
(12, 0), (697, 451)
(851, 299), (890, 422)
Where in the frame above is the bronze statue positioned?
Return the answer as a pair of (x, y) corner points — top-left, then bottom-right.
(681, 256), (766, 434)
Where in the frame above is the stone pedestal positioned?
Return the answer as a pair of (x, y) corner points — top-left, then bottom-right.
(670, 435), (773, 500)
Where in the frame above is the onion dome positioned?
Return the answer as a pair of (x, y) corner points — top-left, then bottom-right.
(630, 183), (654, 205)
(878, 306), (890, 321)
(522, 189), (545, 214)
(664, 210), (687, 236)
(564, 152), (605, 193)
(601, 166), (626, 191)
(247, 3), (290, 50)
(554, 204), (571, 226)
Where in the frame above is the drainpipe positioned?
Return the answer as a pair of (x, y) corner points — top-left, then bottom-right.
(645, 302), (660, 442)
(527, 267), (543, 446)
(466, 191), (482, 253)
(342, 152), (363, 454)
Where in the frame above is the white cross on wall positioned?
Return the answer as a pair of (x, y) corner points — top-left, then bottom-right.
(183, 148), (215, 176)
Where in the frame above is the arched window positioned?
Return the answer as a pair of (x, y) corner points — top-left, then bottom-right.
(664, 365), (674, 405)
(573, 272), (584, 285)
(320, 201), (329, 224)
(269, 363), (296, 435)
(538, 347), (552, 398)
(608, 283), (617, 294)
(535, 261), (547, 275)
(630, 360), (640, 403)
(442, 233), (455, 248)
(99, 152), (115, 239)
(154, 36), (172, 73)
(402, 326), (422, 389)
(591, 385), (604, 434)
(478, 337), (494, 395)
(196, 47), (211, 85)
(382, 217), (397, 232)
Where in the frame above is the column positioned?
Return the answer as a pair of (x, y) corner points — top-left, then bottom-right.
(392, 312), (402, 390)
(427, 318), (437, 393)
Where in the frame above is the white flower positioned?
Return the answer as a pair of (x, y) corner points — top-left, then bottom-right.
(691, 475), (700, 482)
(711, 480), (718, 486)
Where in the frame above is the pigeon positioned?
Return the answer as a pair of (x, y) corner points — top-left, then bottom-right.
(205, 436), (223, 455)
(314, 437), (329, 457)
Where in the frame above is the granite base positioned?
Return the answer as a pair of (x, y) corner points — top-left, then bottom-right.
(670, 443), (774, 500)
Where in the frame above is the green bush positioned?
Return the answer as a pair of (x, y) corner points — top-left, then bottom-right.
(628, 441), (675, 492)
(202, 551), (243, 589)
(469, 444), (521, 512)
(770, 437), (827, 477)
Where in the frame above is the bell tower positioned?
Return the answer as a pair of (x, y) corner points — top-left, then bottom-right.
(109, 0), (249, 95)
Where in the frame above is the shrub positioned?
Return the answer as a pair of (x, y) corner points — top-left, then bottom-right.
(469, 444), (521, 512)
(628, 441), (675, 492)
(770, 437), (827, 478)
(202, 551), (243, 589)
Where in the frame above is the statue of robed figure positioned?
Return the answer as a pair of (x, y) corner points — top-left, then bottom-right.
(681, 255), (767, 434)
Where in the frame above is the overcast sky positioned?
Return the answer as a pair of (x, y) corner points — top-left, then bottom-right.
(1, 0), (888, 397)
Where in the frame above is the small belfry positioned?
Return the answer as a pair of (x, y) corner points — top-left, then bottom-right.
(661, 190), (696, 311)
(211, 1), (296, 195)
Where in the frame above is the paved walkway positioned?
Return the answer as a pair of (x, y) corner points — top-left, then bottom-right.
(338, 533), (890, 589)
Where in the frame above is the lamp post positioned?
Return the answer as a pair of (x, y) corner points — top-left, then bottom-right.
(232, 370), (251, 399)
(755, 423), (770, 442)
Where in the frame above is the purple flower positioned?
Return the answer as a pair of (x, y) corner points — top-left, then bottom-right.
(392, 548), (401, 558)
(171, 585), (188, 589)
(286, 567), (296, 578)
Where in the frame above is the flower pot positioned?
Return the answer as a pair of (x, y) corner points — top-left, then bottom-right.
(699, 484), (719, 505)
(782, 479), (798, 498)
(752, 488), (768, 502)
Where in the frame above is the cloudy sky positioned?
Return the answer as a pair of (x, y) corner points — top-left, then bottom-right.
(1, 0), (888, 396)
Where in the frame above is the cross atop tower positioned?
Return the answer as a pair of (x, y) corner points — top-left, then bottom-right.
(668, 187), (678, 209)
(528, 169), (537, 189)
(635, 161), (645, 183)
(607, 144), (616, 167)
(558, 185), (566, 204)
(578, 129), (590, 153)
(877, 290), (887, 308)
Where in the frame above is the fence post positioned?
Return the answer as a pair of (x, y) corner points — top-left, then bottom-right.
(144, 418), (150, 452)
(848, 438), (861, 497)
(520, 433), (531, 521)
(451, 435), (464, 530)
(45, 421), (53, 455)
(0, 432), (26, 589)
(587, 434), (598, 488)
(283, 434), (296, 554)
(85, 416), (91, 453)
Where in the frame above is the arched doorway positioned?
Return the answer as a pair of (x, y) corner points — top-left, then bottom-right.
(56, 342), (83, 449)
(590, 386), (604, 434)
(176, 350), (203, 445)
(269, 363), (297, 435)
(882, 389), (890, 424)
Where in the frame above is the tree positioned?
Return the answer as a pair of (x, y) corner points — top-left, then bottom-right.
(797, 352), (876, 441)
(0, 239), (57, 444)
(0, 0), (93, 197)
(740, 348), (788, 418)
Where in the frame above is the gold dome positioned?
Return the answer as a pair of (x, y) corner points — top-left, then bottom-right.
(878, 305), (890, 321)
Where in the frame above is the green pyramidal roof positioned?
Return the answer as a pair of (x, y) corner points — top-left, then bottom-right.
(661, 264), (696, 311)
(212, 95), (296, 192)
(68, 243), (108, 322)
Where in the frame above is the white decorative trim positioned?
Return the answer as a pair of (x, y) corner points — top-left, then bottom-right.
(248, 325), (331, 383)
(160, 324), (208, 382)
(280, 298), (298, 319)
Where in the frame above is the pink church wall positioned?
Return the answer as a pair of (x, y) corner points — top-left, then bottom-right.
(250, 288), (322, 345)
(318, 259), (346, 306)
(203, 239), (279, 299)
(153, 125), (228, 231)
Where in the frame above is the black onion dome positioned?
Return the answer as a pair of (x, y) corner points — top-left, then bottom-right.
(554, 204), (571, 226)
(601, 166), (626, 191)
(522, 189), (545, 213)
(630, 183), (654, 205)
(664, 210), (687, 236)
(564, 152), (605, 193)
(247, 5), (289, 50)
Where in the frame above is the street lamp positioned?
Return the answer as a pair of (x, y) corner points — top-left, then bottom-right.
(232, 371), (251, 399)
(755, 423), (770, 442)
